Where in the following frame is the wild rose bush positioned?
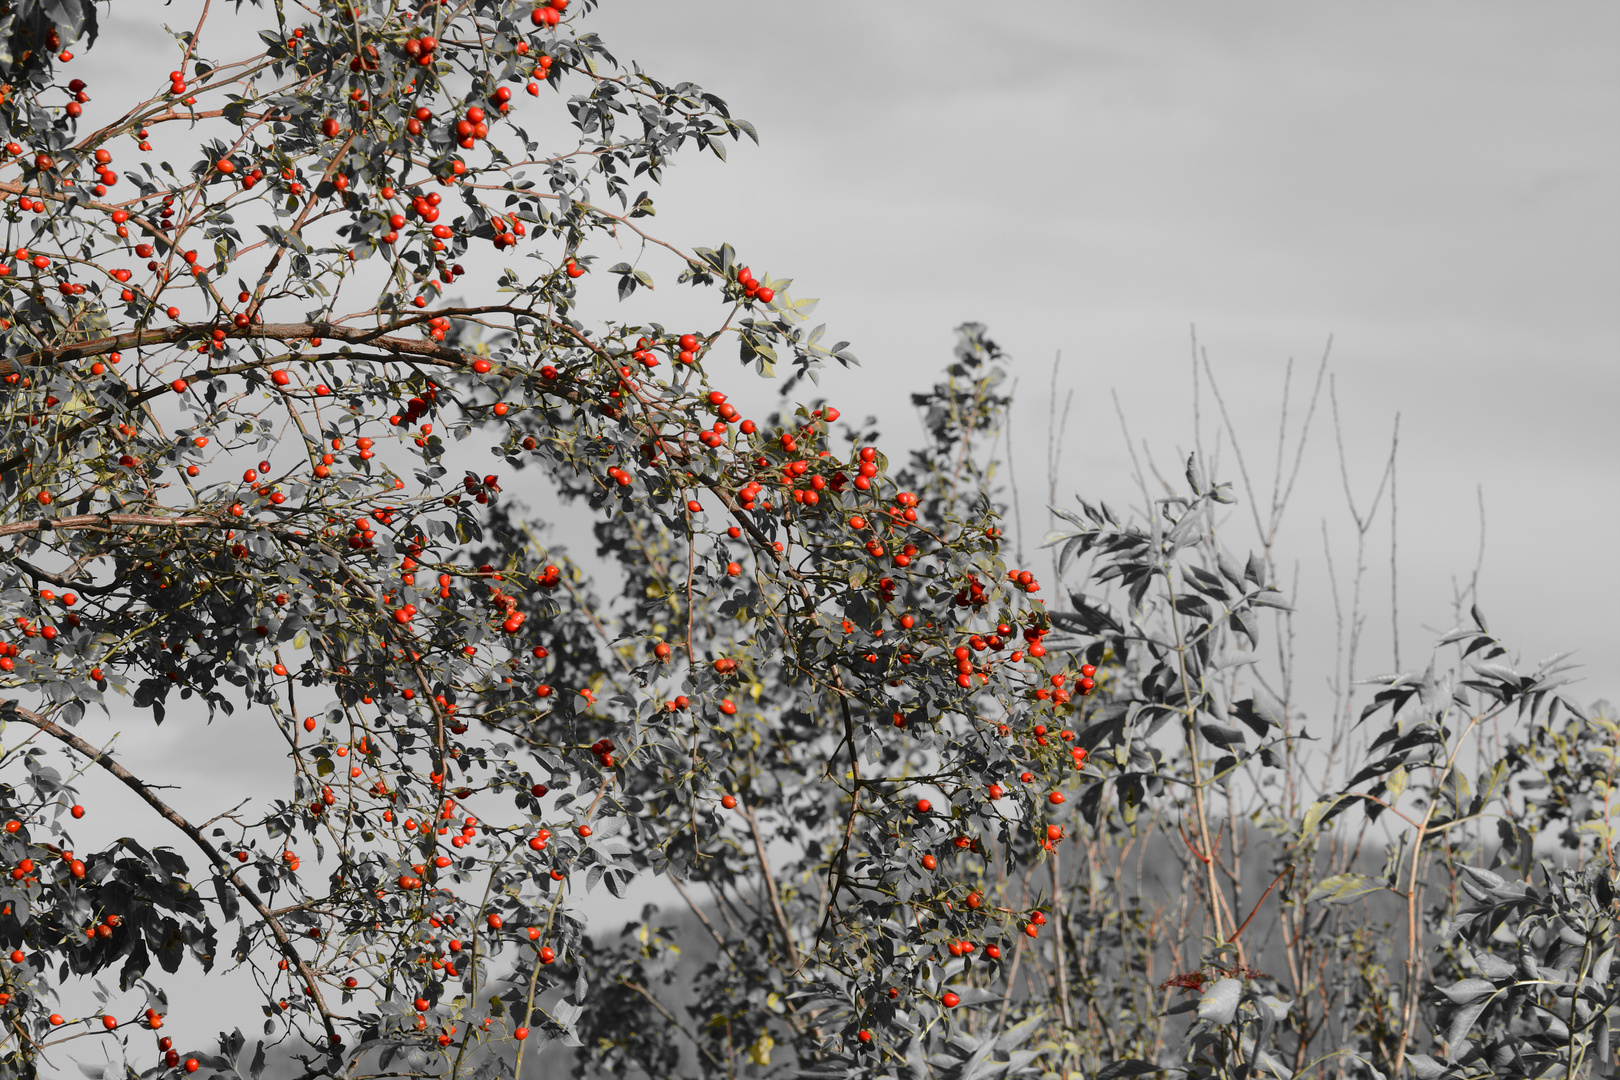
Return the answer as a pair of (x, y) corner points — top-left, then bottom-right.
(0, 2), (1612, 1078)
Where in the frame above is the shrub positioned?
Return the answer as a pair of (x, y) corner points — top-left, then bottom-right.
(0, 3), (1611, 1079)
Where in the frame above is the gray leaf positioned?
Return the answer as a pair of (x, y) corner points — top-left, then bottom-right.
(1197, 978), (1243, 1025)
(1446, 994), (1494, 1046)
(1405, 1055), (1446, 1079)
(1199, 721), (1247, 750)
(1435, 979), (1496, 1004)
(1185, 453), (1205, 495)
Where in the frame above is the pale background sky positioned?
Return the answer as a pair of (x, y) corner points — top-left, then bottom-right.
(576, 0), (1620, 709)
(31, 0), (1619, 1070)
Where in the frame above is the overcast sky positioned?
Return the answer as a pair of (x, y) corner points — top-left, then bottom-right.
(573, 0), (1620, 708)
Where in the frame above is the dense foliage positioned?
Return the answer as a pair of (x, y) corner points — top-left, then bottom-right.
(0, 2), (1612, 1078)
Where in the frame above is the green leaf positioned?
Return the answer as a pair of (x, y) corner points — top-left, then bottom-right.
(1306, 872), (1384, 905)
(1386, 765), (1407, 798)
(1300, 795), (1348, 841)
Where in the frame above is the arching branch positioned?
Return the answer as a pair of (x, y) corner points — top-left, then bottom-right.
(2, 701), (344, 1048)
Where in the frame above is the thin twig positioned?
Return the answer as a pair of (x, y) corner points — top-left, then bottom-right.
(1006, 376), (1027, 567)
(1389, 413), (1402, 671)
(741, 803), (801, 970)
(1111, 388), (1153, 517)
(1197, 346), (1266, 544)
(6, 703), (343, 1046)
(620, 979), (726, 1069)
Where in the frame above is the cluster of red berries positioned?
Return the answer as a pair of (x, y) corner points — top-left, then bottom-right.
(157, 1037), (199, 1072)
(952, 572), (991, 609)
(589, 737), (615, 768)
(462, 472), (502, 505)
(629, 337), (661, 368)
(1032, 663), (1097, 705)
(391, 387), (439, 426)
(347, 515), (381, 550)
(489, 211), (525, 249)
(1021, 619), (1050, 658)
(678, 333), (705, 365)
(59, 76), (90, 120)
(401, 34), (439, 65)
(454, 105), (493, 149)
(530, 0), (568, 27)
(408, 189), (444, 224)
(734, 265), (773, 304)
(308, 784), (338, 816)
(874, 576), (897, 604)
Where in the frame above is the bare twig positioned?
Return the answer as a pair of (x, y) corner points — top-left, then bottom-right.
(1006, 376), (1027, 567)
(741, 803), (801, 970)
(1389, 414), (1402, 671)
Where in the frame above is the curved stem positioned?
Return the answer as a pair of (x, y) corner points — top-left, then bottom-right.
(4, 701), (342, 1048)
